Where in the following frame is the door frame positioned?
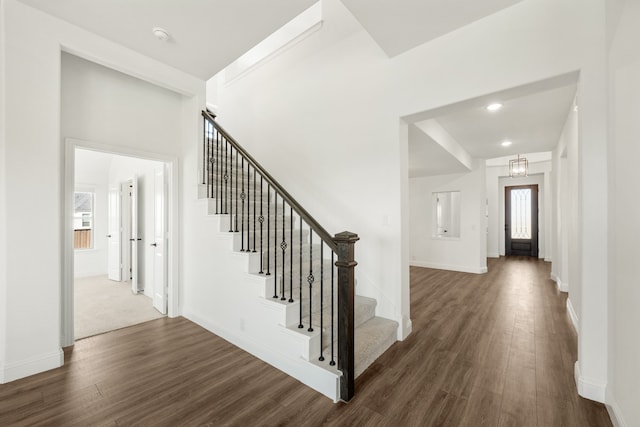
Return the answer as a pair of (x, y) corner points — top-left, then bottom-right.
(505, 184), (539, 257)
(62, 138), (179, 347)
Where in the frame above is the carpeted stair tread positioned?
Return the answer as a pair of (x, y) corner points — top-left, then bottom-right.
(354, 316), (399, 377)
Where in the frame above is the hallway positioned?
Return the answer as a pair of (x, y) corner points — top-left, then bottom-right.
(0, 258), (611, 425)
(398, 257), (612, 426)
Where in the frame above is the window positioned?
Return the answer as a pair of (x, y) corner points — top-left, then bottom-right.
(74, 192), (94, 249)
(510, 188), (531, 239)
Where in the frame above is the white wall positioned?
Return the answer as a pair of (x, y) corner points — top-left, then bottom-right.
(409, 165), (487, 274)
(574, 0), (609, 403)
(607, 0), (640, 424)
(551, 101), (577, 294)
(61, 53), (185, 153)
(209, 0), (610, 352)
(212, 0), (408, 334)
(0, 0), (203, 383)
(0, 0), (7, 373)
(73, 149), (111, 278)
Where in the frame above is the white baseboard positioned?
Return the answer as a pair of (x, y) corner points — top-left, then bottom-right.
(487, 252), (500, 258)
(399, 316), (412, 340)
(410, 260), (487, 274)
(574, 362), (606, 403)
(566, 298), (578, 333)
(606, 389), (628, 427)
(550, 273), (568, 292)
(558, 279), (568, 292)
(183, 309), (340, 401)
(0, 348), (64, 384)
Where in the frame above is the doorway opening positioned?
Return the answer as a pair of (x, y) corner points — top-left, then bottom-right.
(63, 142), (177, 346)
(505, 184), (539, 257)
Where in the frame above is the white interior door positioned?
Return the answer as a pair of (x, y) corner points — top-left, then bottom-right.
(120, 181), (131, 285)
(130, 176), (139, 294)
(152, 165), (167, 314)
(107, 185), (121, 281)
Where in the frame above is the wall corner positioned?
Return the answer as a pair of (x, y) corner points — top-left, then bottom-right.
(574, 361), (606, 403)
(0, 348), (64, 384)
(398, 316), (412, 340)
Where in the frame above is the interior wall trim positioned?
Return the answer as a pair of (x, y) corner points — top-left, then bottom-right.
(574, 361), (606, 403)
(0, 349), (63, 384)
(566, 297), (578, 332)
(410, 260), (487, 274)
(606, 388), (628, 427)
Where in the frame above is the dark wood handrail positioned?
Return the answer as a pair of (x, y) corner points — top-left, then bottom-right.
(202, 110), (338, 252)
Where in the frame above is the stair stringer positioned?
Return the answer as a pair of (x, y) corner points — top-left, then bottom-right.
(182, 201), (341, 401)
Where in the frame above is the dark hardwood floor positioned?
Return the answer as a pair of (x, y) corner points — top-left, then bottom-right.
(0, 257), (612, 426)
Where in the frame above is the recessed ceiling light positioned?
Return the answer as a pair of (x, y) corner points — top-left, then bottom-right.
(501, 140), (512, 147)
(486, 103), (503, 112)
(152, 27), (170, 42)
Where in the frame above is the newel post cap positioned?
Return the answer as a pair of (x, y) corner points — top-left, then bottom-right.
(334, 231), (359, 243)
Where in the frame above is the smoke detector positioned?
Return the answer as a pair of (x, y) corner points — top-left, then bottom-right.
(152, 27), (170, 42)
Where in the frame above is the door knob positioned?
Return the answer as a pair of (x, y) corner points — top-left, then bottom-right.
(150, 243), (157, 247)
(106, 234), (112, 238)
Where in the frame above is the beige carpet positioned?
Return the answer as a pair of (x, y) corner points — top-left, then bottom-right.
(74, 275), (165, 339)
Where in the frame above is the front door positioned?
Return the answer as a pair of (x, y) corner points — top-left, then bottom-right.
(505, 185), (539, 257)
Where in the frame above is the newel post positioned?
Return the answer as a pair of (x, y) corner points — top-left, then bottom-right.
(334, 231), (359, 402)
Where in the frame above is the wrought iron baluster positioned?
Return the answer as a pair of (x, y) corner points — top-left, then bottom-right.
(220, 137), (229, 214)
(218, 132), (223, 214)
(228, 145), (234, 232)
(241, 157), (245, 251)
(308, 231), (314, 332)
(319, 241), (324, 361)
(253, 169), (257, 252)
(298, 216), (303, 329)
(205, 122), (210, 196)
(234, 150), (239, 232)
(209, 124), (213, 199)
(273, 192), (278, 298)
(259, 176), (264, 274)
(202, 118), (206, 185)
(289, 206), (293, 303)
(330, 251), (335, 366)
(266, 185), (271, 276)
(214, 129), (219, 213)
(280, 197), (286, 301)
(246, 162), (251, 252)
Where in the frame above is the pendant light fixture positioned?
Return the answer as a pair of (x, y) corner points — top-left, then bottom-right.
(509, 154), (528, 177)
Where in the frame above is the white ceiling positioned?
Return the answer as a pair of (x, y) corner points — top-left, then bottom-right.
(432, 84), (577, 160)
(341, 0), (525, 57)
(408, 73), (578, 177)
(18, 0), (578, 178)
(17, 0), (317, 80)
(17, 0), (529, 78)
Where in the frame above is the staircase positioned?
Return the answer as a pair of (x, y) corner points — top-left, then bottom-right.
(192, 111), (398, 401)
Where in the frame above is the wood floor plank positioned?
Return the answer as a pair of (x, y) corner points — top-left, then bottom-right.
(0, 258), (613, 426)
